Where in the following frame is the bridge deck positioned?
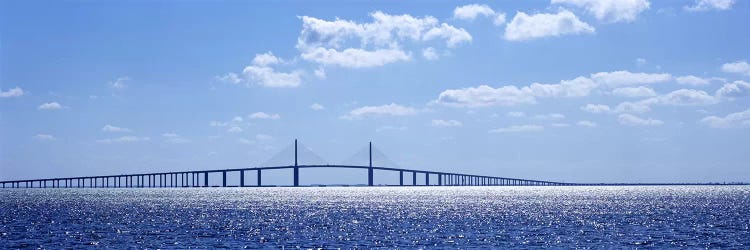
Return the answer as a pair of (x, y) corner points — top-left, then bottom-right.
(0, 164), (575, 188)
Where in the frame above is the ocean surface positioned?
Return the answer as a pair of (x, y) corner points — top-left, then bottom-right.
(1, 186), (748, 248)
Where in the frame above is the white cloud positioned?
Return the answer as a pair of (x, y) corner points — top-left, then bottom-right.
(532, 113), (566, 120)
(297, 12), (471, 68)
(216, 72), (242, 84)
(618, 113), (663, 126)
(647, 89), (717, 106)
(581, 104), (612, 114)
(609, 89), (716, 115)
(342, 103), (418, 119)
(577, 120), (598, 127)
(721, 60), (750, 76)
(685, 0), (735, 11)
(614, 101), (651, 113)
(612, 86), (657, 97)
(162, 133), (190, 144)
(249, 112), (281, 120)
(635, 58), (647, 67)
(700, 108), (750, 128)
(227, 126), (243, 133)
(435, 76), (597, 108)
(0, 87), (24, 98)
(452, 4), (507, 25)
(494, 13), (507, 26)
(504, 10), (595, 41)
(97, 136), (150, 144)
(110, 77), (129, 89)
(552, 0), (650, 23)
(435, 85), (536, 107)
(310, 103), (325, 110)
(424, 23), (474, 48)
(38, 102), (63, 110)
(676, 75), (711, 85)
(314, 67), (326, 79)
(243, 63), (302, 88)
(715, 80), (750, 99)
(453, 4), (496, 20)
(432, 119), (463, 127)
(209, 121), (230, 127)
(223, 52), (302, 88)
(301, 47), (411, 68)
(102, 125), (132, 133)
(526, 77), (598, 98)
(34, 134), (55, 141)
(489, 124), (544, 133)
(252, 52), (283, 66)
(550, 123), (570, 127)
(210, 116), (247, 128)
(422, 47), (439, 60)
(507, 111), (526, 117)
(590, 70), (671, 87)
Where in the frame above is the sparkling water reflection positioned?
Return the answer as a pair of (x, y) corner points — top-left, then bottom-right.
(1, 186), (748, 248)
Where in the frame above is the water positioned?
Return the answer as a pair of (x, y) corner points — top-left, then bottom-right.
(1, 186), (748, 248)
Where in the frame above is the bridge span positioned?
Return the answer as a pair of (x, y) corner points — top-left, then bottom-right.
(1, 140), (573, 188)
(0, 164), (571, 188)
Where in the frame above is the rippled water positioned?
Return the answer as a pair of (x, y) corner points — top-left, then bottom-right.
(1, 186), (748, 248)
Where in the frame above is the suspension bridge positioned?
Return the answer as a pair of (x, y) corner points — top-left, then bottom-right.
(0, 139), (580, 188)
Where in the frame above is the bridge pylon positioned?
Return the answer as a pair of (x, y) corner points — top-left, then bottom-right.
(368, 141), (373, 186)
(294, 139), (299, 187)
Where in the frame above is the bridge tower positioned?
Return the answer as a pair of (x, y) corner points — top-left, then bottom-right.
(294, 139), (299, 187)
(368, 141), (373, 186)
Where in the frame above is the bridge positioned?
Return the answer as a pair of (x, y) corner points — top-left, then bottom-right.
(0, 139), (580, 188)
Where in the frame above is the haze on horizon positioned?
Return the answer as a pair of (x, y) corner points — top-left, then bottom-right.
(1, 0), (749, 184)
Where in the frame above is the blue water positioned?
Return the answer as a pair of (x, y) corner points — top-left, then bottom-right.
(1, 186), (748, 248)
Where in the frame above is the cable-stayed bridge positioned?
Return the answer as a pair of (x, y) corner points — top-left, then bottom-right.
(4, 139), (724, 188)
(0, 139), (570, 188)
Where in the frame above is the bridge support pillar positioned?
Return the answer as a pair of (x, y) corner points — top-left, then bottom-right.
(368, 141), (373, 186)
(368, 168), (373, 186)
(257, 170), (262, 187)
(294, 139), (299, 187)
(412, 172), (417, 186)
(425, 173), (429, 186)
(293, 167), (299, 187)
(399, 171), (403, 186)
(205, 172), (210, 187)
(222, 171), (227, 187)
(240, 170), (245, 187)
(438, 174), (442, 186)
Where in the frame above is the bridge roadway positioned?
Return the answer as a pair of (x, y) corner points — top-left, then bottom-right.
(0, 164), (572, 188)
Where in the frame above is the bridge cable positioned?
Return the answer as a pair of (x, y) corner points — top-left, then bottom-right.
(370, 145), (402, 168)
(259, 142), (296, 167)
(295, 141), (330, 165)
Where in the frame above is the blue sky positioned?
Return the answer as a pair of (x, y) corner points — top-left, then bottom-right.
(1, 0), (749, 184)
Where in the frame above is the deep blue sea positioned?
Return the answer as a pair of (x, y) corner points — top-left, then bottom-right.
(1, 186), (748, 248)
